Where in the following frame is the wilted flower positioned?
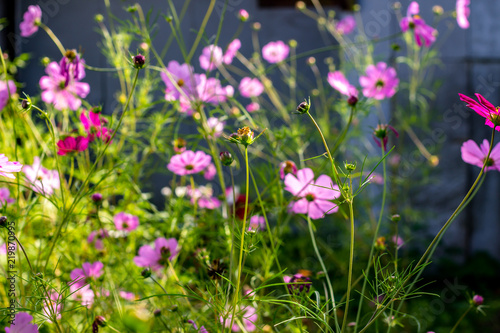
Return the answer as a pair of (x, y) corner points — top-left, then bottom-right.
(134, 237), (180, 271)
(56, 136), (89, 155)
(0, 154), (23, 179)
(167, 150), (212, 176)
(284, 168), (340, 220)
(461, 139), (500, 171)
(262, 41), (289, 63)
(23, 157), (59, 195)
(335, 15), (356, 35)
(5, 312), (38, 333)
(400, 2), (437, 47)
(279, 160), (298, 179)
(459, 93), (500, 130)
(359, 62), (399, 100)
(456, 0), (470, 29)
(19, 5), (42, 37)
(239, 77), (264, 98)
(113, 212), (139, 232)
(0, 80), (16, 111)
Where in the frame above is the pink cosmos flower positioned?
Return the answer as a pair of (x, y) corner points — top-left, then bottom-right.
(87, 229), (109, 250)
(327, 71), (358, 98)
(238, 9), (249, 22)
(284, 168), (340, 220)
(59, 52), (86, 83)
(42, 292), (62, 322)
(119, 291), (136, 301)
(0, 154), (23, 179)
(19, 5), (42, 37)
(5, 312), (39, 333)
(188, 185), (221, 209)
(56, 136), (89, 155)
(472, 295), (484, 305)
(0, 187), (14, 205)
(262, 41), (289, 63)
(80, 109), (112, 143)
(69, 284), (94, 308)
(239, 77), (264, 98)
(113, 212), (139, 232)
(461, 139), (500, 171)
(39, 59), (90, 111)
(246, 102), (260, 113)
(199, 45), (224, 71)
(188, 320), (209, 333)
(178, 74), (234, 115)
(0, 242), (15, 255)
(336, 15), (356, 35)
(221, 306), (258, 332)
(207, 117), (224, 138)
(359, 62), (399, 100)
(226, 186), (240, 205)
(167, 150), (212, 176)
(0, 80), (16, 110)
(23, 157), (59, 195)
(400, 2), (437, 47)
(456, 0), (470, 29)
(248, 215), (265, 231)
(134, 237), (179, 271)
(160, 61), (197, 101)
(203, 163), (217, 181)
(279, 160), (298, 180)
(223, 39), (241, 65)
(392, 235), (405, 249)
(459, 93), (500, 131)
(70, 261), (104, 289)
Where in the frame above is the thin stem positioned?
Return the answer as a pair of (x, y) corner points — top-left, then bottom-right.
(229, 146), (250, 332)
(190, 176), (197, 217)
(307, 216), (340, 332)
(185, 0), (216, 63)
(150, 276), (167, 294)
(342, 187), (355, 333)
(450, 305), (472, 333)
(39, 23), (65, 55)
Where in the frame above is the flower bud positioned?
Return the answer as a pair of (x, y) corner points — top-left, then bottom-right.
(306, 57), (316, 66)
(289, 39), (298, 48)
(472, 295), (484, 306)
(220, 151), (234, 166)
(296, 100), (310, 114)
(133, 54), (146, 69)
(92, 193), (103, 204)
(141, 268), (151, 278)
(21, 99), (31, 110)
(94, 316), (107, 327)
(347, 95), (358, 107)
(432, 5), (443, 15)
(238, 9), (249, 22)
(391, 214), (401, 223)
(95, 14), (104, 23)
(153, 309), (162, 317)
(296, 1), (306, 10)
(0, 216), (7, 228)
(252, 22), (261, 31)
(344, 162), (356, 172)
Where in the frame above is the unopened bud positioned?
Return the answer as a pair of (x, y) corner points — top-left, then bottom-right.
(347, 95), (358, 107)
(472, 295), (484, 306)
(238, 9), (249, 22)
(391, 214), (401, 223)
(133, 54), (146, 69)
(220, 151), (234, 166)
(21, 99), (31, 110)
(0, 216), (7, 228)
(141, 268), (151, 278)
(94, 316), (107, 327)
(92, 193), (103, 204)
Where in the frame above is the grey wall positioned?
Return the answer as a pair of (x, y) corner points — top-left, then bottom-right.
(3, 0), (500, 260)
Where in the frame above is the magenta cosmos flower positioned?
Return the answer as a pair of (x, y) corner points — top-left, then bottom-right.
(283, 273), (312, 294)
(239, 77), (264, 98)
(284, 168), (340, 220)
(0, 154), (23, 179)
(39, 60), (90, 110)
(248, 215), (265, 231)
(456, 0), (470, 29)
(400, 2), (437, 48)
(167, 150), (212, 176)
(20, 5), (42, 37)
(0, 80), (16, 111)
(178, 74), (233, 115)
(5, 312), (39, 333)
(223, 39), (241, 65)
(336, 15), (356, 35)
(23, 157), (59, 195)
(327, 71), (358, 98)
(80, 109), (112, 143)
(279, 160), (298, 179)
(113, 212), (139, 232)
(199, 45), (224, 71)
(87, 229), (109, 250)
(359, 62), (399, 100)
(69, 261), (104, 289)
(221, 306), (258, 332)
(461, 139), (500, 171)
(134, 237), (179, 271)
(56, 136), (89, 155)
(262, 41), (289, 63)
(459, 93), (500, 130)
(160, 61), (197, 101)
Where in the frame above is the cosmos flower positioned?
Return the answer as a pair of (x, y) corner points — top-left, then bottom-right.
(327, 71), (358, 98)
(188, 185), (221, 209)
(5, 312), (39, 333)
(359, 62), (399, 100)
(0, 154), (23, 179)
(23, 157), (59, 195)
(206, 117), (225, 138)
(0, 80), (16, 111)
(134, 237), (179, 271)
(80, 109), (112, 143)
(400, 2), (437, 47)
(160, 61), (197, 102)
(283, 273), (312, 294)
(113, 212), (140, 232)
(167, 150), (212, 176)
(69, 261), (104, 289)
(19, 5), (42, 37)
(335, 15), (356, 35)
(223, 39), (241, 65)
(284, 168), (340, 220)
(458, 93), (500, 131)
(221, 306), (258, 332)
(262, 41), (289, 63)
(87, 229), (109, 251)
(461, 139), (500, 171)
(239, 77), (264, 98)
(56, 136), (89, 155)
(0, 187), (14, 205)
(199, 45), (224, 71)
(248, 215), (265, 232)
(279, 160), (298, 180)
(203, 163), (217, 181)
(456, 0), (470, 29)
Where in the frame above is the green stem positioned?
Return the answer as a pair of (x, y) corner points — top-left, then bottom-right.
(190, 175), (197, 217)
(342, 187), (355, 333)
(307, 216), (340, 332)
(185, 0), (216, 63)
(39, 23), (65, 55)
(354, 144), (387, 332)
(450, 305), (472, 333)
(229, 146), (250, 332)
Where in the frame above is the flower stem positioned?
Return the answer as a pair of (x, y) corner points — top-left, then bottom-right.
(39, 23), (65, 55)
(307, 216), (340, 332)
(190, 175), (197, 216)
(450, 305), (472, 333)
(341, 184), (355, 333)
(229, 146), (250, 332)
